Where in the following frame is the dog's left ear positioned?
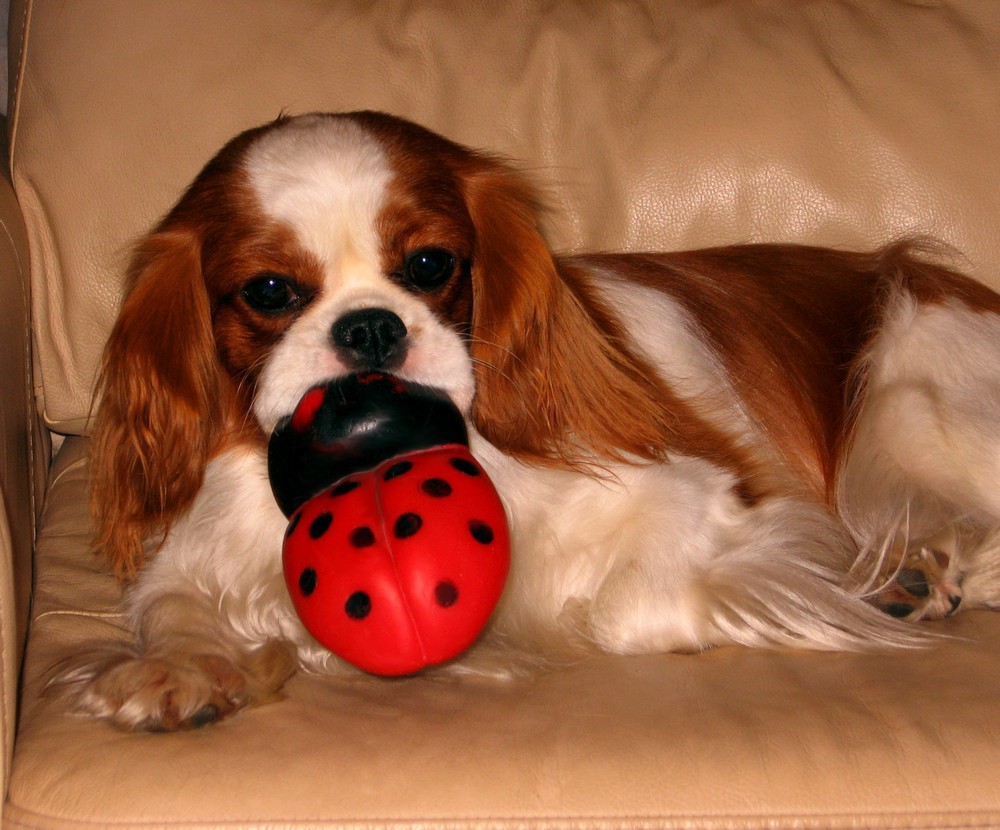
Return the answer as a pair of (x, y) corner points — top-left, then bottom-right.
(459, 154), (750, 475)
(458, 158), (566, 461)
(460, 157), (681, 469)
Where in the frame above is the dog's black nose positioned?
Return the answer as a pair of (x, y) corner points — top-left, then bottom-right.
(332, 308), (408, 369)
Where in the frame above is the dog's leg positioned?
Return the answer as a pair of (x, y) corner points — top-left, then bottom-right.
(583, 465), (918, 653)
(50, 449), (301, 731)
(838, 293), (1000, 619)
(489, 452), (917, 656)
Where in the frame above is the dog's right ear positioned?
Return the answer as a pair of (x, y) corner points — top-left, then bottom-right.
(90, 227), (239, 579)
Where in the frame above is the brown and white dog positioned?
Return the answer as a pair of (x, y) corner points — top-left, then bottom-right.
(59, 111), (1000, 730)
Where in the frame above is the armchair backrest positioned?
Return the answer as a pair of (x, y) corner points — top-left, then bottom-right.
(9, 0), (1000, 436)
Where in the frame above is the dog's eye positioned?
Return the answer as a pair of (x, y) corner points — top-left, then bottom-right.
(404, 248), (455, 291)
(242, 274), (301, 313)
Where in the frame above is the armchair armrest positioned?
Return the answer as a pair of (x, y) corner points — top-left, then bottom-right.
(0, 159), (42, 802)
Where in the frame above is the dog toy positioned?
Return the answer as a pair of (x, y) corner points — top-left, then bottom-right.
(268, 372), (510, 676)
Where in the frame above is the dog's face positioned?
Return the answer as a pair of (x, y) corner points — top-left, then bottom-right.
(183, 113), (487, 430)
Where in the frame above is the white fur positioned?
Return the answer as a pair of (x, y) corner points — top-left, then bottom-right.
(839, 294), (1000, 537)
(124, 447), (337, 673)
(592, 274), (764, 451)
(246, 114), (390, 277)
(472, 436), (897, 655)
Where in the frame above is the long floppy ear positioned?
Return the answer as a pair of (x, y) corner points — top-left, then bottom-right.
(90, 228), (240, 579)
(461, 158), (752, 475)
(460, 162), (562, 456)
(461, 161), (662, 467)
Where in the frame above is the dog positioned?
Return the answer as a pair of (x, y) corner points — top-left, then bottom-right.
(55, 111), (1000, 731)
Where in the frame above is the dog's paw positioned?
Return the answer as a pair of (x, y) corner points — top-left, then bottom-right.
(48, 641), (297, 732)
(54, 651), (251, 731)
(872, 546), (963, 621)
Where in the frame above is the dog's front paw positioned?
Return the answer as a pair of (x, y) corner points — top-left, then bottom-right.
(51, 651), (254, 731)
(78, 653), (248, 731)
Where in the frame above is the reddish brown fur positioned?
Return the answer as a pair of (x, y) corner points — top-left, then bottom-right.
(372, 152), (476, 336)
(460, 164), (756, 481)
(91, 229), (247, 579)
(587, 245), (885, 498)
(585, 242), (1000, 501)
(354, 112), (756, 482)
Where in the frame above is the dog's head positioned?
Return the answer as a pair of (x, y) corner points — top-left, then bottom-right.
(91, 112), (566, 575)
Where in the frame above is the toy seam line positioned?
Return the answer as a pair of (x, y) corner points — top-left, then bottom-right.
(374, 455), (428, 666)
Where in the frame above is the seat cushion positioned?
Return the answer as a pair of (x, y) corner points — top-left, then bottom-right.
(7, 437), (1000, 828)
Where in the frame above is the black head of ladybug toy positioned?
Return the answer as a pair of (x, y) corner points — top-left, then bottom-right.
(268, 372), (510, 676)
(268, 372), (469, 516)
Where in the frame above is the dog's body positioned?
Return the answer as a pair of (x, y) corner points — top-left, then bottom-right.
(59, 112), (1000, 731)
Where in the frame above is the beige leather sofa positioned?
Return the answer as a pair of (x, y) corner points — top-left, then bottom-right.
(3, 1), (1000, 827)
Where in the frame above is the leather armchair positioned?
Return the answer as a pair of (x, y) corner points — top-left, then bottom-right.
(3, 2), (1000, 826)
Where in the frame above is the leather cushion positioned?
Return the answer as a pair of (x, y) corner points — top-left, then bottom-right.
(7, 437), (1000, 827)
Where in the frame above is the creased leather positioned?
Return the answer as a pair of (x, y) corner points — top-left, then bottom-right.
(0, 169), (36, 803)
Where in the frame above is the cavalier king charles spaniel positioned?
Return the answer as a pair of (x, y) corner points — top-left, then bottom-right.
(56, 111), (1000, 730)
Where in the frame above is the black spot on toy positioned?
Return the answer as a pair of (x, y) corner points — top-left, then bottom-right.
(435, 581), (459, 608)
(350, 526), (376, 548)
(299, 567), (318, 597)
(394, 512), (423, 539)
(345, 591), (372, 620)
(330, 480), (361, 498)
(384, 461), (413, 481)
(421, 478), (453, 497)
(450, 457), (480, 477)
(309, 512), (333, 539)
(469, 520), (495, 545)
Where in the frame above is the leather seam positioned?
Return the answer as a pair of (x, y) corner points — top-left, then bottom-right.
(8, 0), (33, 166)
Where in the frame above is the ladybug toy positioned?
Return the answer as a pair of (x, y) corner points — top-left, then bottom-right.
(268, 373), (510, 676)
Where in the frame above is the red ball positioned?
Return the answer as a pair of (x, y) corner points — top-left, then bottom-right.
(282, 444), (510, 676)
